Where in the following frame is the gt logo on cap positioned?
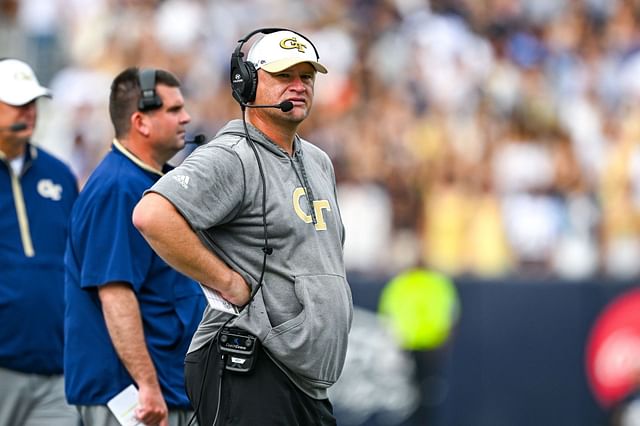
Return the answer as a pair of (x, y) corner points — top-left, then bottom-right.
(14, 71), (34, 82)
(279, 37), (307, 53)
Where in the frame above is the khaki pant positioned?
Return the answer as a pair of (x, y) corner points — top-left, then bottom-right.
(0, 367), (79, 426)
(77, 405), (196, 426)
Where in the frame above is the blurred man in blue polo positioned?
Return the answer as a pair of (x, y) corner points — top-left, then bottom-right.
(64, 67), (206, 426)
(0, 58), (80, 425)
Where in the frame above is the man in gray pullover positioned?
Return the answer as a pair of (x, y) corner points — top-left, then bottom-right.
(133, 28), (353, 426)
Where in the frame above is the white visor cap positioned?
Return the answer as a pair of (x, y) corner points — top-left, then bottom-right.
(0, 59), (51, 106)
(247, 31), (328, 74)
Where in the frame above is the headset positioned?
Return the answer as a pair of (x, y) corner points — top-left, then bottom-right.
(229, 27), (321, 106)
(135, 67), (206, 145)
(137, 68), (163, 112)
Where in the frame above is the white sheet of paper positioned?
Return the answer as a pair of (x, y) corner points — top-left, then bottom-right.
(200, 283), (239, 315)
(106, 384), (144, 426)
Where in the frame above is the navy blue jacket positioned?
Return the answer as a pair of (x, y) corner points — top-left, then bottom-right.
(0, 144), (77, 374)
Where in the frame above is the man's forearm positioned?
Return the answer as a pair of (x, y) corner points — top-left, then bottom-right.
(98, 282), (160, 388)
(98, 282), (168, 425)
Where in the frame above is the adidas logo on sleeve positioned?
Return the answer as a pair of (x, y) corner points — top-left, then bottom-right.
(172, 174), (190, 189)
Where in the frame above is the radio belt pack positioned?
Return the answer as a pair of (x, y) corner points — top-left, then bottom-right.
(217, 327), (260, 373)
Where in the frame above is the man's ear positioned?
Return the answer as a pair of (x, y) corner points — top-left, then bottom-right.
(131, 111), (151, 137)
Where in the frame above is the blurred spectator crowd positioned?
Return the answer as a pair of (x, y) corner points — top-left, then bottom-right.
(3, 0), (640, 282)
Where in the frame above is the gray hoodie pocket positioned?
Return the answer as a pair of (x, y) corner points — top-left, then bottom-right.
(262, 273), (352, 387)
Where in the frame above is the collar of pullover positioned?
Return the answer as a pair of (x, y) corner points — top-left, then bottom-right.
(218, 119), (302, 159)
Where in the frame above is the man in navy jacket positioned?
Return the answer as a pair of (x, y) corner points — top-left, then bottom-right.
(0, 58), (79, 425)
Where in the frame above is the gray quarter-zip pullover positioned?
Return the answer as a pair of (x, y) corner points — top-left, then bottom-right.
(148, 119), (353, 399)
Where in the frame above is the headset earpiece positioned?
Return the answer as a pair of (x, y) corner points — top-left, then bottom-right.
(138, 68), (163, 112)
(229, 27), (320, 107)
(230, 47), (258, 104)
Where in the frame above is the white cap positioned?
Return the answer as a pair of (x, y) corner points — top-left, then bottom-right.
(0, 59), (51, 106)
(247, 30), (328, 74)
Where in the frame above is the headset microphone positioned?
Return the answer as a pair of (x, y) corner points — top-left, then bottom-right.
(240, 101), (294, 112)
(185, 134), (207, 145)
(0, 122), (28, 132)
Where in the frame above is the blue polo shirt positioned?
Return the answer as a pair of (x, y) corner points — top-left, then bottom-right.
(64, 142), (205, 408)
(0, 145), (77, 374)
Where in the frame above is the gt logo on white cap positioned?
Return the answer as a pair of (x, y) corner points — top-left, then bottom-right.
(14, 70), (35, 82)
(37, 179), (62, 201)
(279, 37), (307, 53)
